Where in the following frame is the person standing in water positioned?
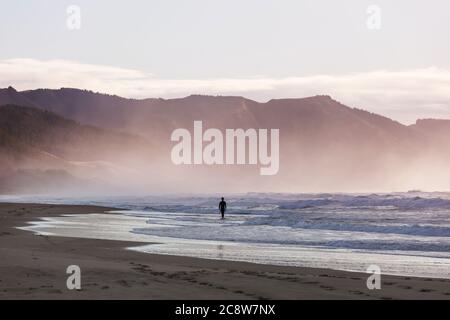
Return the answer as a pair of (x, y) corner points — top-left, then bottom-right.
(219, 197), (227, 219)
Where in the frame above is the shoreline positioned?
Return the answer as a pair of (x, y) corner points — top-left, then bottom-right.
(1, 202), (450, 299)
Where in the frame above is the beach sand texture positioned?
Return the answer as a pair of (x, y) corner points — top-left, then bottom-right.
(1, 203), (449, 300)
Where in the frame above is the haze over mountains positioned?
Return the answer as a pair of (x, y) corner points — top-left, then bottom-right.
(1, 86), (450, 194)
(0, 103), (155, 194)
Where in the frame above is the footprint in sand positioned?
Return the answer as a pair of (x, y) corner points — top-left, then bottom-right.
(348, 290), (364, 295)
(419, 288), (435, 292)
(301, 281), (320, 285)
(398, 285), (412, 290)
(116, 280), (131, 287)
(320, 285), (336, 291)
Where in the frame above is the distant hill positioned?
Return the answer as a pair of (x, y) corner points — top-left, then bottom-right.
(0, 104), (154, 194)
(1, 87), (450, 192)
(0, 87), (413, 138)
(0, 87), (425, 156)
(0, 104), (150, 161)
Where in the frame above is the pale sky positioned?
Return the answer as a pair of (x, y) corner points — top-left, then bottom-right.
(1, 0), (450, 124)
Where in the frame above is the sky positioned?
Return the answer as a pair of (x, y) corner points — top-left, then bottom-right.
(1, 0), (450, 124)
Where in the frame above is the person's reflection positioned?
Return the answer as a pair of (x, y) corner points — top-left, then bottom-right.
(217, 244), (224, 259)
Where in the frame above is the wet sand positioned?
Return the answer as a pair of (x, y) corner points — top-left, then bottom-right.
(1, 203), (449, 299)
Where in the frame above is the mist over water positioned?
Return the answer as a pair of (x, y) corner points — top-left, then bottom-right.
(5, 91), (450, 194)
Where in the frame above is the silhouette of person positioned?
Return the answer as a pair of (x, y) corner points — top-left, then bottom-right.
(219, 197), (227, 219)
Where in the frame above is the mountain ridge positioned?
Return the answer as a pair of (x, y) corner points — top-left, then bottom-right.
(2, 87), (450, 193)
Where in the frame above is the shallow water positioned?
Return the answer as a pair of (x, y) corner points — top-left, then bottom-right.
(9, 192), (450, 278)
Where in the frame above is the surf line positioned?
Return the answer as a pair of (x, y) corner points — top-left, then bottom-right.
(170, 121), (279, 175)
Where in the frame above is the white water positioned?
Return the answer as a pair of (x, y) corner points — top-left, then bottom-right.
(7, 192), (450, 279)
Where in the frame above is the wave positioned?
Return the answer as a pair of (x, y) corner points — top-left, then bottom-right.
(243, 215), (450, 237)
(132, 225), (450, 252)
(277, 195), (450, 210)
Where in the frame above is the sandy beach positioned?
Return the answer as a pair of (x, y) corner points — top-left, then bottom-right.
(1, 202), (449, 300)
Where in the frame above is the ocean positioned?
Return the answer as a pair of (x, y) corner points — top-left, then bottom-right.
(5, 192), (450, 279)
